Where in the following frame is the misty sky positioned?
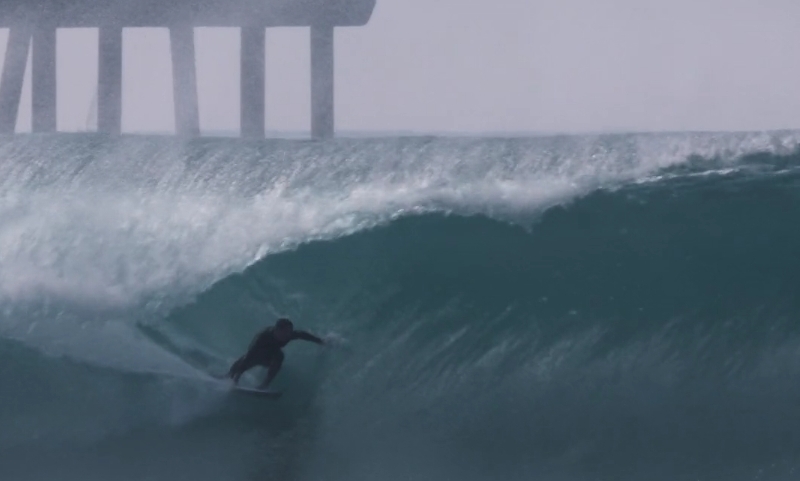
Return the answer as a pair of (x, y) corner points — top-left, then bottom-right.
(1, 0), (800, 134)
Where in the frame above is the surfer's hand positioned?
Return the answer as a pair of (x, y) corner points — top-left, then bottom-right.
(321, 333), (350, 350)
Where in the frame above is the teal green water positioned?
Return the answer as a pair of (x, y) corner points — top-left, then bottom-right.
(1, 132), (799, 481)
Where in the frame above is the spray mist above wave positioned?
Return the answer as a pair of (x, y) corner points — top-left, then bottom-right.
(0, 131), (798, 312)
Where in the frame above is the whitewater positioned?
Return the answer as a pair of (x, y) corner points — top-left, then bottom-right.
(1, 130), (799, 481)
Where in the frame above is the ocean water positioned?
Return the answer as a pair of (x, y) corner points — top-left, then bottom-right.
(1, 131), (799, 481)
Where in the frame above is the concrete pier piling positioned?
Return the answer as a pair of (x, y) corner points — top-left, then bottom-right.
(98, 25), (122, 134)
(311, 25), (334, 139)
(170, 25), (200, 136)
(240, 26), (265, 138)
(32, 26), (57, 132)
(0, 27), (30, 133)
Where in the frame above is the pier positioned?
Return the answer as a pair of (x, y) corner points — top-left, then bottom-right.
(0, 0), (376, 137)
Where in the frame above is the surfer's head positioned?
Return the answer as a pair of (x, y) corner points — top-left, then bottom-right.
(274, 318), (294, 341)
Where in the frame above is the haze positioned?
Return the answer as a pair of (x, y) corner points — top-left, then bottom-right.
(1, 0), (799, 135)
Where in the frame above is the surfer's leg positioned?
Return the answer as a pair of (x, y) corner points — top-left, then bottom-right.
(258, 350), (284, 389)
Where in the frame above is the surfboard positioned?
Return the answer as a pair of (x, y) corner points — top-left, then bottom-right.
(207, 374), (282, 399)
(232, 386), (282, 399)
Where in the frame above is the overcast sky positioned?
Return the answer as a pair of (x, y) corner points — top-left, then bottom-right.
(1, 0), (800, 134)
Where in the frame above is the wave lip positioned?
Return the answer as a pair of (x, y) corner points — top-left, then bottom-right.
(1, 131), (797, 311)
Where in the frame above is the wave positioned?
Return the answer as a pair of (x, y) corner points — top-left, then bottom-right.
(1, 132), (800, 480)
(160, 158), (800, 481)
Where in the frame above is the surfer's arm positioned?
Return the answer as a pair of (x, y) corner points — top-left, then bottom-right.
(292, 330), (325, 345)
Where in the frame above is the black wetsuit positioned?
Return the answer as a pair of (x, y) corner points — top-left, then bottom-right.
(228, 327), (323, 382)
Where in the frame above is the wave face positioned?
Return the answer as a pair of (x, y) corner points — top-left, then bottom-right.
(1, 132), (800, 481)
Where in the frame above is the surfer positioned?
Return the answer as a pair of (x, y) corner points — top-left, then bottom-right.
(226, 318), (325, 389)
